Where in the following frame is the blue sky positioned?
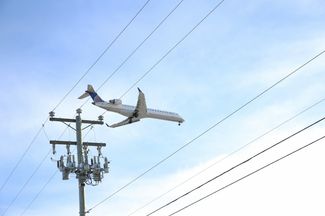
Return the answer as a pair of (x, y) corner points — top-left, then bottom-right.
(0, 0), (324, 215)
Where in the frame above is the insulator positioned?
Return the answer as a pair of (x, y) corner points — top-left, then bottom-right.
(52, 144), (56, 155)
(79, 162), (84, 170)
(67, 155), (71, 163)
(67, 155), (75, 170)
(62, 169), (69, 180)
(97, 146), (102, 156)
(49, 111), (55, 117)
(96, 156), (101, 166)
(92, 169), (101, 182)
(60, 156), (65, 168)
(84, 155), (89, 166)
(76, 108), (82, 114)
(83, 163), (90, 172)
(66, 162), (71, 169)
(66, 145), (71, 155)
(104, 157), (109, 173)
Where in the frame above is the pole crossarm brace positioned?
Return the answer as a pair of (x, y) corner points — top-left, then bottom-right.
(50, 140), (106, 147)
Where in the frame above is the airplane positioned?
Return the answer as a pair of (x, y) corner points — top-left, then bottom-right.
(78, 85), (184, 128)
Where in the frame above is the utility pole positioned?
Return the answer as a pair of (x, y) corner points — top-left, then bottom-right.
(49, 109), (109, 216)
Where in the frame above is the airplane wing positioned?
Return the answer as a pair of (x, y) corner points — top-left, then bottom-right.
(134, 88), (147, 118)
(108, 117), (140, 128)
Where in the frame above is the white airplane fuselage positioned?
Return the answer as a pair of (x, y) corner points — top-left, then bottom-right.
(94, 101), (184, 124)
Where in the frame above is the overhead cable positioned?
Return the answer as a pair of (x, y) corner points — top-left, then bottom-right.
(145, 116), (325, 216)
(168, 135), (325, 216)
(87, 49), (325, 213)
(128, 97), (325, 216)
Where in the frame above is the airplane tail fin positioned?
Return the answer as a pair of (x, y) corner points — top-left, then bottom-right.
(78, 85), (104, 103)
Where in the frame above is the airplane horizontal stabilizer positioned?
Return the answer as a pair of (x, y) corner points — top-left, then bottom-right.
(78, 84), (95, 99)
(78, 92), (89, 99)
(78, 84), (104, 103)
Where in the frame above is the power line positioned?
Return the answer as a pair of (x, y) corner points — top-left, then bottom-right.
(119, 0), (226, 99)
(87, 49), (325, 213)
(145, 116), (325, 216)
(168, 135), (325, 216)
(127, 97), (325, 216)
(80, 0), (186, 109)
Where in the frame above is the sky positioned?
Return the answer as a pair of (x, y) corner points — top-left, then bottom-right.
(0, 0), (324, 215)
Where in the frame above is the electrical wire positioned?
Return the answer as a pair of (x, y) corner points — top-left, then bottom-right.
(167, 135), (325, 216)
(145, 117), (325, 216)
(83, 126), (94, 140)
(127, 97), (325, 216)
(119, 0), (226, 99)
(86, 49), (325, 213)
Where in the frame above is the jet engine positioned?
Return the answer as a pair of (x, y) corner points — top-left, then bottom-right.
(109, 99), (122, 105)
